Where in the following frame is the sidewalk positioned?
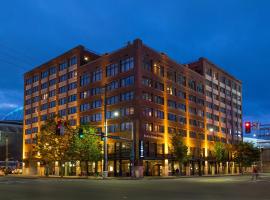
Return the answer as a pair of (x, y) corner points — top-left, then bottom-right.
(5, 173), (250, 180)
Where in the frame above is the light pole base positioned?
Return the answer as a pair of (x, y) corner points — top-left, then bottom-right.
(102, 171), (108, 178)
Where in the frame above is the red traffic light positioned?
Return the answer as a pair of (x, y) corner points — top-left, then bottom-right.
(245, 122), (250, 127)
(245, 122), (251, 133)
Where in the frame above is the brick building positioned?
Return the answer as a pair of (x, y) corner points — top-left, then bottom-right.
(23, 39), (242, 176)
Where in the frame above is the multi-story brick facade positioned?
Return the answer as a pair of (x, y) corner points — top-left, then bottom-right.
(23, 39), (242, 176)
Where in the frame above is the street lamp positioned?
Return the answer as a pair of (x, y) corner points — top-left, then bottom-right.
(103, 100), (119, 178)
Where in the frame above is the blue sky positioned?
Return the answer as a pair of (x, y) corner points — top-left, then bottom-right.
(0, 0), (269, 122)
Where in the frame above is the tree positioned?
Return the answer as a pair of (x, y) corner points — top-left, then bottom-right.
(171, 134), (189, 175)
(213, 142), (227, 163)
(213, 142), (228, 173)
(33, 117), (75, 176)
(69, 125), (102, 176)
(232, 142), (260, 173)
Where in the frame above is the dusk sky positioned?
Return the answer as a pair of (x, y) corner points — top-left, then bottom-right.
(0, 0), (269, 122)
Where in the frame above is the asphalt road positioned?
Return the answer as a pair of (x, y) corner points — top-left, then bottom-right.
(0, 175), (270, 200)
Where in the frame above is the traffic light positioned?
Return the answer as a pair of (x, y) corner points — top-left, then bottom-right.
(79, 128), (84, 139)
(56, 120), (61, 135)
(100, 132), (105, 141)
(245, 122), (251, 133)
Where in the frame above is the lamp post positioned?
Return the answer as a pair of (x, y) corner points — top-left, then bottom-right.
(102, 82), (119, 178)
(103, 84), (108, 178)
(5, 136), (8, 175)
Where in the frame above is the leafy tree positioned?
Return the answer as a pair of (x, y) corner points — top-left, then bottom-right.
(69, 125), (102, 176)
(171, 134), (189, 175)
(213, 142), (229, 173)
(213, 142), (226, 163)
(232, 142), (260, 172)
(33, 117), (75, 176)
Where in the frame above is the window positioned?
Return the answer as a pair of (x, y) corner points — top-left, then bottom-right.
(178, 103), (186, 112)
(90, 113), (102, 122)
(91, 99), (102, 109)
(189, 107), (197, 115)
(143, 107), (153, 117)
(59, 74), (68, 82)
(107, 80), (119, 91)
(155, 82), (164, 91)
(143, 59), (151, 71)
(154, 110), (164, 119)
(41, 82), (48, 90)
(168, 113), (177, 122)
(41, 114), (47, 121)
(70, 56), (77, 66)
(189, 119), (197, 127)
(179, 116), (186, 124)
(25, 78), (32, 85)
(91, 87), (102, 95)
(121, 76), (134, 87)
(166, 86), (176, 96)
(59, 97), (67, 105)
(49, 78), (57, 86)
(142, 77), (152, 87)
(68, 94), (77, 102)
(168, 100), (177, 109)
(80, 73), (90, 86)
(92, 68), (102, 82)
(49, 66), (57, 75)
(144, 123), (153, 132)
(68, 70), (77, 79)
(106, 63), (118, 77)
(33, 75), (39, 82)
(107, 95), (119, 105)
(153, 64), (164, 77)
(59, 86), (67, 94)
(80, 91), (90, 99)
(32, 86), (39, 93)
(41, 71), (49, 79)
(190, 131), (197, 138)
(154, 95), (164, 105)
(121, 107), (134, 116)
(197, 83), (204, 93)
(59, 109), (66, 117)
(178, 91), (186, 99)
(68, 107), (77, 114)
(177, 75), (186, 86)
(121, 91), (134, 101)
(167, 71), (175, 82)
(68, 82), (77, 90)
(120, 57), (134, 72)
(189, 95), (196, 103)
(40, 103), (48, 111)
(120, 122), (133, 131)
(49, 101), (56, 108)
(108, 124), (119, 133)
(59, 61), (67, 71)
(142, 92), (152, 102)
(188, 79), (196, 90)
(154, 125), (164, 133)
(80, 103), (90, 112)
(49, 90), (56, 97)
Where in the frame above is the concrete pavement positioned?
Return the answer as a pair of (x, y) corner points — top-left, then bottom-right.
(0, 174), (270, 200)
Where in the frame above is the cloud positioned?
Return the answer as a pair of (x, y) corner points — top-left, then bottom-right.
(0, 103), (19, 109)
(0, 89), (22, 114)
